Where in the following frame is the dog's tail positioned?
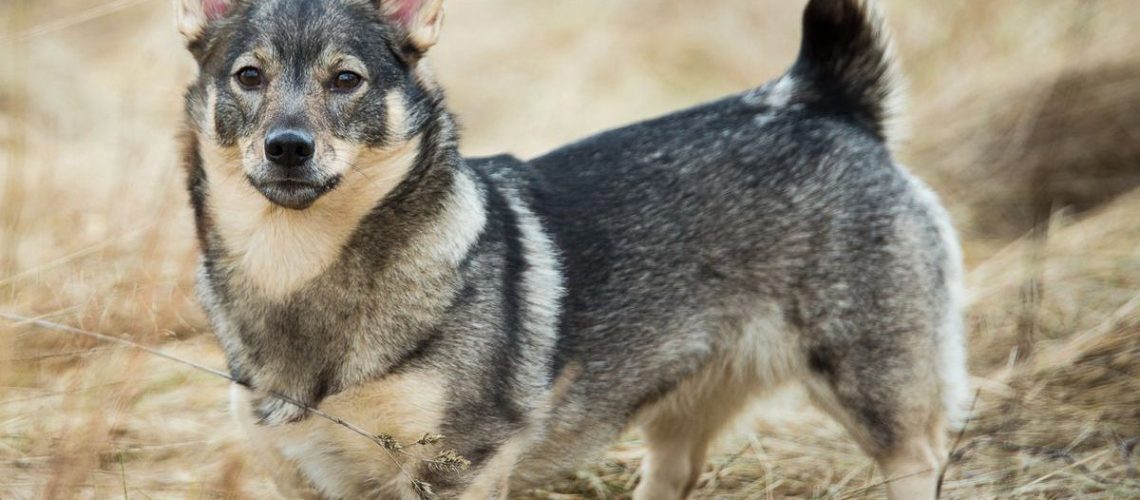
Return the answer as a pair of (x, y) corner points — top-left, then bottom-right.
(786, 0), (902, 142)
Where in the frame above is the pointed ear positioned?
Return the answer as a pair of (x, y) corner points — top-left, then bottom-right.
(379, 0), (445, 57)
(175, 0), (236, 41)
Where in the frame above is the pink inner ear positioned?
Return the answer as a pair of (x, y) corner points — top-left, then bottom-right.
(204, 0), (230, 20)
(391, 0), (422, 26)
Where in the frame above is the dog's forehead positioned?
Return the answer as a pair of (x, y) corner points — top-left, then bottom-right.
(236, 0), (386, 62)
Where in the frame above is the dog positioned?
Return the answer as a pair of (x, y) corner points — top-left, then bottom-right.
(176, 0), (968, 498)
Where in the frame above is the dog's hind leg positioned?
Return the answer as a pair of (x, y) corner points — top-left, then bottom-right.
(802, 336), (951, 500)
(631, 363), (756, 500)
(875, 427), (948, 500)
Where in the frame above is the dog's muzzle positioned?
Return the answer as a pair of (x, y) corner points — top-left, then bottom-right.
(250, 175), (341, 210)
(249, 128), (341, 209)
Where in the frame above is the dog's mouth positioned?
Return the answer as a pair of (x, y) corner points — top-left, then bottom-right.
(248, 175), (341, 210)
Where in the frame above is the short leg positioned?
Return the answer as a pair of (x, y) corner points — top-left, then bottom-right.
(230, 384), (324, 499)
(877, 431), (947, 500)
(633, 425), (711, 500)
(632, 366), (754, 500)
(804, 343), (951, 500)
(459, 436), (529, 500)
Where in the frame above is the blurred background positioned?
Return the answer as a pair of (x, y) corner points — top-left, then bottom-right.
(1, 0), (1139, 498)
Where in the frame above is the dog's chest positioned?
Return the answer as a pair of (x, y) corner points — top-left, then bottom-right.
(231, 369), (448, 499)
(214, 195), (359, 300)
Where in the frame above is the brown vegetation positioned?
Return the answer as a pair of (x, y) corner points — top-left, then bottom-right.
(914, 62), (1140, 251)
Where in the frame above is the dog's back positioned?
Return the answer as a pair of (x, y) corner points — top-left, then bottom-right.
(508, 1), (966, 496)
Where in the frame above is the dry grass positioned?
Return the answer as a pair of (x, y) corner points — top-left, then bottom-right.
(912, 61), (1140, 258)
(2, 0), (1139, 498)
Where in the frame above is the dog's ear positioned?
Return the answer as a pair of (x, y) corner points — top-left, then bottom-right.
(175, 0), (236, 41)
(377, 0), (445, 58)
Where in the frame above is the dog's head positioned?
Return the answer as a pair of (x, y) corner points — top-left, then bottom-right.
(178, 0), (443, 210)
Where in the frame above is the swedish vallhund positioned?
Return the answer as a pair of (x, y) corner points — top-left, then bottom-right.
(176, 0), (968, 498)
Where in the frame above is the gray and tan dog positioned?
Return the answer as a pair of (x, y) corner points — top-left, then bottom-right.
(176, 0), (968, 498)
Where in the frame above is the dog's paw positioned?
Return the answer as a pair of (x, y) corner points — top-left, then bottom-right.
(252, 394), (309, 426)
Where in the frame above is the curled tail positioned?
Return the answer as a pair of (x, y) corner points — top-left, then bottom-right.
(788, 0), (903, 142)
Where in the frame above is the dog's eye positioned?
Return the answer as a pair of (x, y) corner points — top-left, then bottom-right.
(235, 67), (263, 90)
(332, 71), (363, 92)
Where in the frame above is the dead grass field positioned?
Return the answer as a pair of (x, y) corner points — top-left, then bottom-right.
(2, 0), (1139, 498)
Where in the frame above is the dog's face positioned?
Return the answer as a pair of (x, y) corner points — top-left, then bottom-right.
(179, 0), (443, 210)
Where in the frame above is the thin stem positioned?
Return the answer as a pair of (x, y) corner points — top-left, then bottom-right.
(0, 310), (441, 494)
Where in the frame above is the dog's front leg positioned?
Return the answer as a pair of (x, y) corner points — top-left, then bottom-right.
(251, 391), (312, 426)
(456, 434), (532, 500)
(247, 375), (331, 426)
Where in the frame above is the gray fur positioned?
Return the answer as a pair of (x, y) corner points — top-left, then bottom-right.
(179, 0), (967, 497)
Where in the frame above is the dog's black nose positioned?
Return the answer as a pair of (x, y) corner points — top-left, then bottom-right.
(265, 129), (315, 168)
